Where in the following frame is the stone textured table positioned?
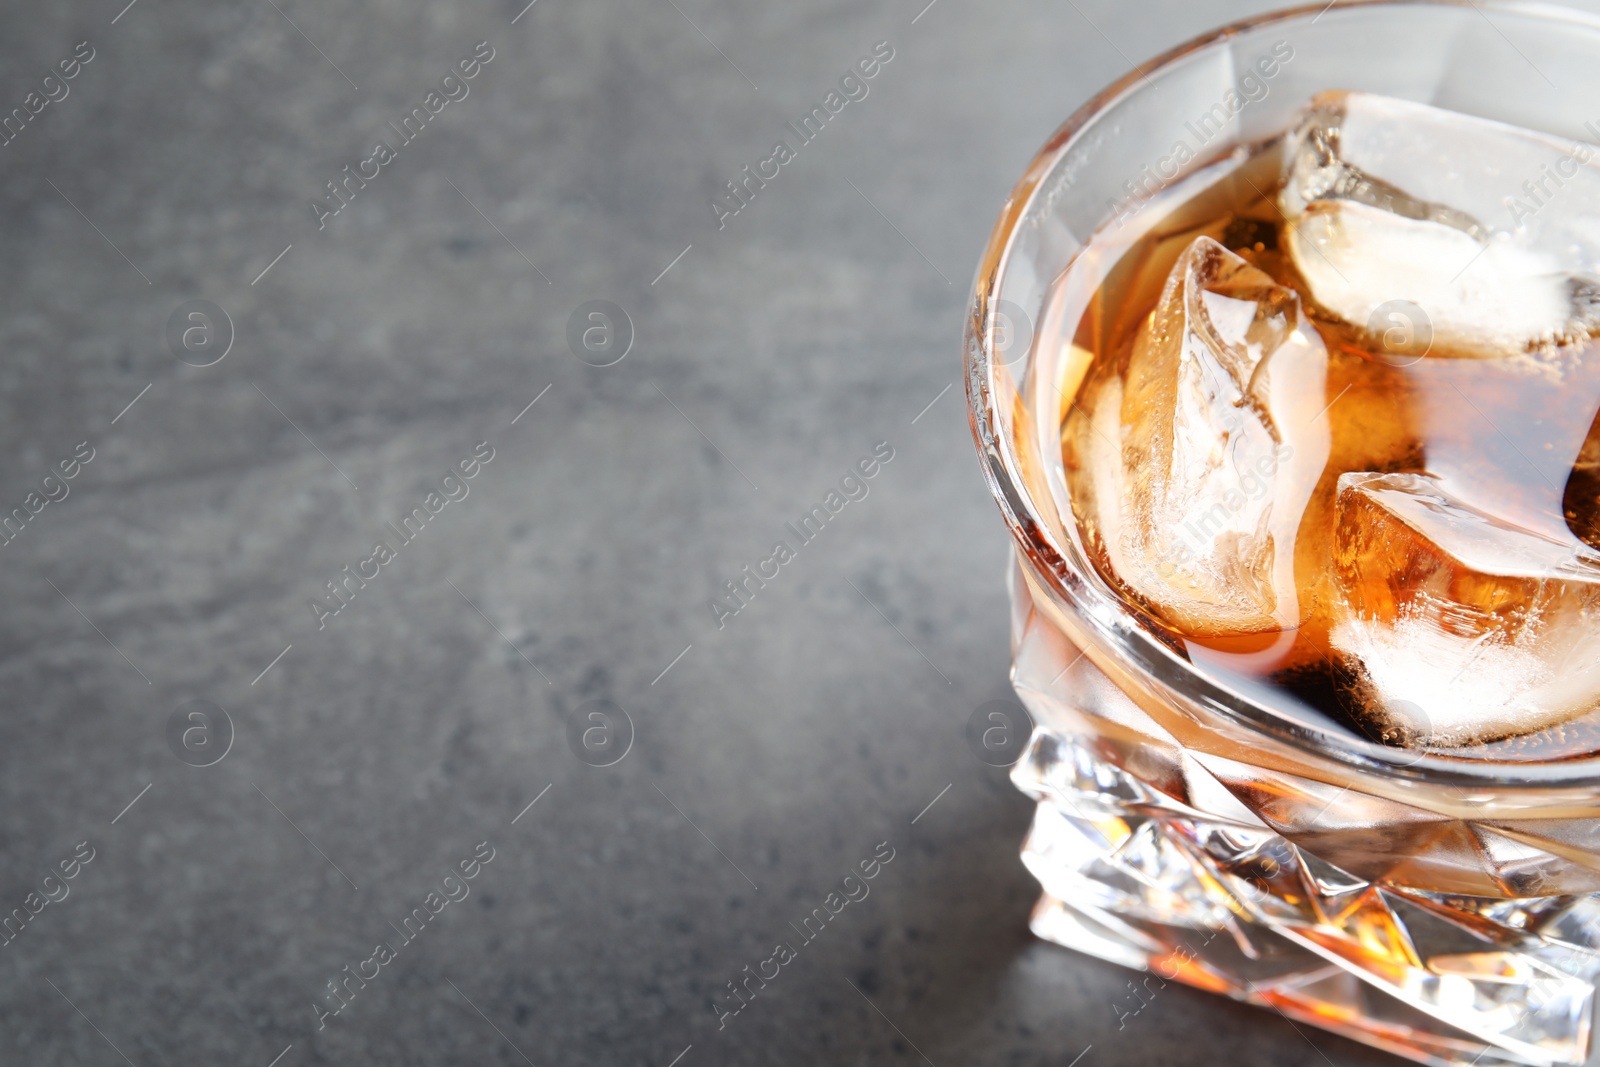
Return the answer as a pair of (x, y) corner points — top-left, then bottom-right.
(0, 1), (1581, 1064)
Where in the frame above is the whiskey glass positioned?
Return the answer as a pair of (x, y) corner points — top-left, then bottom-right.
(965, 3), (1600, 1064)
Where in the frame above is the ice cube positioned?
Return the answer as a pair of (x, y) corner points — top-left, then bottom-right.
(1331, 471), (1600, 746)
(1281, 91), (1600, 359)
(1072, 236), (1330, 635)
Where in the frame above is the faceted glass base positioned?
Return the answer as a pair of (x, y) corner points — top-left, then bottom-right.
(1013, 728), (1600, 1067)
(1003, 552), (1600, 1067)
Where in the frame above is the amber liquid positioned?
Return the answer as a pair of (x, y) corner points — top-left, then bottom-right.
(1056, 142), (1600, 761)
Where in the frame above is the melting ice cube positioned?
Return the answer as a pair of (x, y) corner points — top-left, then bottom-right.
(1074, 236), (1330, 635)
(1281, 91), (1600, 359)
(1332, 471), (1600, 746)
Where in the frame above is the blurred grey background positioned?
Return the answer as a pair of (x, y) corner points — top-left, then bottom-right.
(0, 1), (1562, 1064)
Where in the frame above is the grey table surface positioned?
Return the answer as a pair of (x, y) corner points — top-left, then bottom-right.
(1, 1), (1586, 1065)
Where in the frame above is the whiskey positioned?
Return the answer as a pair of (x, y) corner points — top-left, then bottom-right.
(1055, 93), (1600, 760)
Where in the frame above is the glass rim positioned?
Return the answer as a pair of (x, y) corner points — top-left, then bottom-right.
(964, 0), (1600, 787)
